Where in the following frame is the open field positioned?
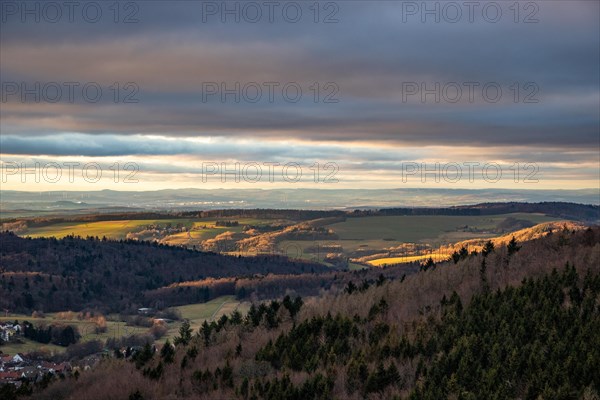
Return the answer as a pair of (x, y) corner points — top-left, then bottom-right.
(0, 314), (150, 340)
(15, 213), (560, 250)
(8, 213), (564, 272)
(162, 296), (250, 342)
(21, 217), (288, 242)
(0, 338), (65, 356)
(24, 219), (196, 239)
(176, 296), (234, 321)
(161, 229), (235, 247)
(278, 213), (560, 267)
(328, 213), (558, 244)
(367, 253), (450, 267)
(0, 296), (248, 355)
(161, 218), (291, 247)
(0, 314), (147, 356)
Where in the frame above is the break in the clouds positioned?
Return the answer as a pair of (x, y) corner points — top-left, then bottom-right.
(0, 1), (598, 190)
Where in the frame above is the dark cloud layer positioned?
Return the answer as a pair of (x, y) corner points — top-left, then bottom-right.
(0, 1), (598, 155)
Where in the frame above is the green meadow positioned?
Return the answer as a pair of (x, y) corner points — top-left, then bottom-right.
(23, 217), (285, 243)
(162, 296), (250, 342)
(327, 213), (558, 245)
(278, 213), (559, 267)
(0, 296), (249, 355)
(0, 313), (146, 356)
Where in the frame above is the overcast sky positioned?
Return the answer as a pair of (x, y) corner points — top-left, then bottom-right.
(1, 1), (598, 191)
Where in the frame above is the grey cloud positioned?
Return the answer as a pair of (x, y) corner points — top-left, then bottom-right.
(0, 1), (598, 157)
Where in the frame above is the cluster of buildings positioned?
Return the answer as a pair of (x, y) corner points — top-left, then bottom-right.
(1, 322), (73, 387)
(0, 353), (71, 387)
(0, 322), (22, 342)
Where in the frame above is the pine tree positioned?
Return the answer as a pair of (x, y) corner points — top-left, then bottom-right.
(160, 340), (175, 364)
(482, 240), (495, 257)
(134, 342), (154, 369)
(174, 320), (192, 346)
(507, 237), (521, 256)
(201, 320), (212, 346)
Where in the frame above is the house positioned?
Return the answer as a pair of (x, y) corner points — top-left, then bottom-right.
(19, 366), (40, 381)
(0, 323), (22, 342)
(153, 318), (172, 324)
(12, 354), (24, 363)
(0, 370), (22, 385)
(37, 361), (71, 375)
(53, 362), (71, 373)
(138, 307), (154, 315)
(0, 328), (12, 342)
(38, 361), (56, 372)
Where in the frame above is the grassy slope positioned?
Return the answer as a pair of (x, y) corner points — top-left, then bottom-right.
(328, 213), (558, 243)
(0, 296), (248, 355)
(175, 296), (236, 321)
(24, 219), (196, 239)
(367, 220), (584, 267)
(162, 296), (250, 342)
(22, 217), (282, 244)
(0, 314), (147, 356)
(280, 213), (559, 266)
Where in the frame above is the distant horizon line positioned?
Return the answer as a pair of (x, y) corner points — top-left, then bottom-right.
(2, 187), (598, 193)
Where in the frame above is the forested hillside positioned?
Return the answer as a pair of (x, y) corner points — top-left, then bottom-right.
(0, 232), (327, 313)
(26, 227), (600, 400)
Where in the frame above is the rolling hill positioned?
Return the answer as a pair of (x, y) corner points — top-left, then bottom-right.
(0, 233), (328, 313)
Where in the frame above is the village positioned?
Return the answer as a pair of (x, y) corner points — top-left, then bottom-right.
(0, 319), (161, 390)
(1, 322), (70, 387)
(0, 352), (71, 388)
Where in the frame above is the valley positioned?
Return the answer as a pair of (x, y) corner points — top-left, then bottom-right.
(1, 205), (574, 270)
(1, 202), (598, 399)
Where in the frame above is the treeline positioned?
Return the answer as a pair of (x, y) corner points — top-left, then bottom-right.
(215, 220), (239, 227)
(0, 212), (178, 228)
(144, 266), (417, 307)
(462, 201), (599, 221)
(22, 322), (80, 347)
(358, 202), (599, 221)
(5, 202), (594, 230)
(191, 209), (345, 220)
(0, 232), (327, 313)
(1, 209), (345, 229)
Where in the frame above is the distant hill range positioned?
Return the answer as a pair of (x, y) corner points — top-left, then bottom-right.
(1, 188), (598, 216)
(2, 201), (598, 226)
(374, 202), (600, 222)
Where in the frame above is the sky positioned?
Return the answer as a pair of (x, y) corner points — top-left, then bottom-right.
(1, 0), (599, 192)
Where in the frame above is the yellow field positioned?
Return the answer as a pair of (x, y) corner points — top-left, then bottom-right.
(162, 227), (241, 246)
(23, 217), (283, 246)
(367, 253), (451, 267)
(24, 219), (196, 239)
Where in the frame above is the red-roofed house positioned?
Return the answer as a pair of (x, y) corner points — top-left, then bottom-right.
(0, 370), (21, 381)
